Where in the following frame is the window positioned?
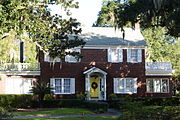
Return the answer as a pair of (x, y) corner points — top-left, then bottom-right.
(146, 78), (169, 93)
(44, 54), (61, 62)
(65, 49), (81, 63)
(108, 48), (123, 62)
(50, 78), (75, 94)
(114, 78), (137, 94)
(127, 49), (142, 63)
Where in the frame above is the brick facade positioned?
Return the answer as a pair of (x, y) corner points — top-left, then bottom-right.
(39, 48), (164, 98)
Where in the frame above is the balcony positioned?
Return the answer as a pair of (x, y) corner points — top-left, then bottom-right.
(0, 63), (40, 76)
(146, 62), (173, 75)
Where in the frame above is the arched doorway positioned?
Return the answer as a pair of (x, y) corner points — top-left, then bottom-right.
(83, 67), (107, 100)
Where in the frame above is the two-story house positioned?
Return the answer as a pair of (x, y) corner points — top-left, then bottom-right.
(0, 27), (173, 100)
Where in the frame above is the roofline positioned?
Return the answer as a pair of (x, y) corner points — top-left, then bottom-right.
(83, 45), (146, 49)
(83, 67), (107, 75)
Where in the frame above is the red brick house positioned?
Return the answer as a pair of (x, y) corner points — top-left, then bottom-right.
(0, 27), (173, 100)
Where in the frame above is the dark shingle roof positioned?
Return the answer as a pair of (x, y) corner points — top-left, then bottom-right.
(81, 27), (146, 46)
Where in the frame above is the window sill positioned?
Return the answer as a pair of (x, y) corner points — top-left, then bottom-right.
(146, 92), (169, 94)
(115, 92), (137, 94)
(127, 62), (141, 63)
(54, 93), (74, 95)
(65, 61), (80, 63)
(108, 61), (123, 63)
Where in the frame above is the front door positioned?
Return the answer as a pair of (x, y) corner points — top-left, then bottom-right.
(90, 77), (99, 98)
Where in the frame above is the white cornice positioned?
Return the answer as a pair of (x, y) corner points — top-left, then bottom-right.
(83, 46), (145, 49)
(0, 71), (40, 76)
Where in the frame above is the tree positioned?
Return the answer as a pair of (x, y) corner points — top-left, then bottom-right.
(93, 0), (120, 27)
(0, 0), (85, 61)
(114, 0), (180, 37)
(94, 0), (180, 95)
(0, 30), (37, 63)
(30, 81), (53, 101)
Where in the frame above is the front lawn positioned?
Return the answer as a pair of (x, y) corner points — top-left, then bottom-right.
(12, 108), (94, 116)
(9, 116), (118, 120)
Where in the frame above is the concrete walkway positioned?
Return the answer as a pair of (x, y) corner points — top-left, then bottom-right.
(11, 109), (120, 119)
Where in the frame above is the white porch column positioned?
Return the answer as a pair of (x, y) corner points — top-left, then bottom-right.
(104, 75), (107, 100)
(85, 74), (90, 100)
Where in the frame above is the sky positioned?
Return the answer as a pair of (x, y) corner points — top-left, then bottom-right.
(49, 0), (103, 27)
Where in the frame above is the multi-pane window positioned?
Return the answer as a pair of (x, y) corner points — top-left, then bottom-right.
(65, 49), (81, 63)
(44, 54), (61, 62)
(55, 79), (62, 93)
(44, 48), (80, 63)
(64, 78), (71, 93)
(127, 49), (142, 63)
(131, 49), (138, 62)
(50, 78), (75, 94)
(114, 78), (137, 94)
(146, 78), (169, 93)
(108, 48), (123, 62)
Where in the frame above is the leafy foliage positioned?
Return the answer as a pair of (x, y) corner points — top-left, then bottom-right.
(30, 81), (53, 101)
(0, 107), (12, 119)
(114, 0), (180, 37)
(95, 0), (180, 94)
(0, 0), (85, 61)
(93, 0), (120, 27)
(118, 97), (180, 120)
(0, 31), (37, 63)
(0, 94), (33, 109)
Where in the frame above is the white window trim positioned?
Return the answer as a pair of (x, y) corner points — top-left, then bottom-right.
(114, 78), (137, 94)
(50, 78), (75, 95)
(146, 78), (169, 93)
(108, 48), (123, 63)
(127, 48), (142, 63)
(65, 49), (81, 63)
(44, 54), (61, 62)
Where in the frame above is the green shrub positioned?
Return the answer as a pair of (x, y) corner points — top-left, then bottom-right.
(134, 97), (180, 106)
(0, 94), (33, 109)
(84, 101), (108, 113)
(107, 100), (120, 109)
(30, 99), (83, 108)
(108, 94), (118, 100)
(44, 94), (54, 100)
(29, 81), (53, 101)
(0, 107), (12, 119)
(30, 100), (108, 113)
(118, 97), (180, 120)
(76, 93), (86, 100)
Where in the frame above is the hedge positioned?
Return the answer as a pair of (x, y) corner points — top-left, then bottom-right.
(107, 97), (180, 109)
(83, 101), (108, 113)
(134, 97), (180, 106)
(0, 94), (33, 109)
(30, 99), (83, 108)
(30, 100), (108, 113)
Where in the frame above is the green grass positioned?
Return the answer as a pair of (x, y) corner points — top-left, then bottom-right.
(9, 117), (118, 120)
(12, 108), (94, 116)
(9, 116), (118, 120)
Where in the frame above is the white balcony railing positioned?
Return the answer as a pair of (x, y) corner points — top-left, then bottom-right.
(0, 63), (40, 71)
(146, 62), (173, 75)
(146, 62), (172, 70)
